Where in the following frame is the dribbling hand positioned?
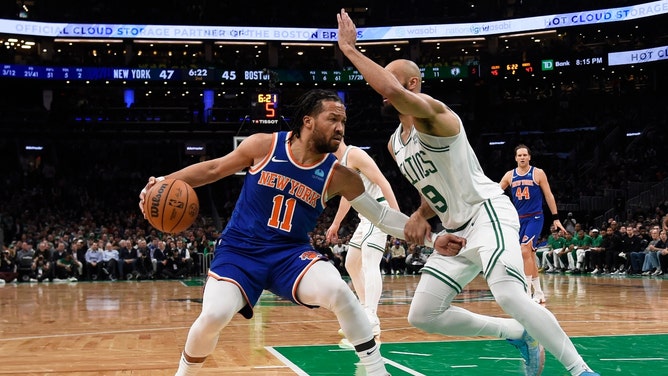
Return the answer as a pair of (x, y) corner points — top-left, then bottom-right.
(138, 176), (164, 218)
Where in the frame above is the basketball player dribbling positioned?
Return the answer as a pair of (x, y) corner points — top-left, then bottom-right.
(139, 89), (463, 376)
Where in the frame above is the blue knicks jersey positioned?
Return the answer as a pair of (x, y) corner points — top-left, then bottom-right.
(510, 166), (543, 218)
(222, 131), (337, 245)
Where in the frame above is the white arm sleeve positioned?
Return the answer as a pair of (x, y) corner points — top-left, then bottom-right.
(349, 192), (437, 247)
(349, 192), (407, 240)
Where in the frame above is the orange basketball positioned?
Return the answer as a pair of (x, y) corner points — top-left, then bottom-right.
(143, 178), (199, 234)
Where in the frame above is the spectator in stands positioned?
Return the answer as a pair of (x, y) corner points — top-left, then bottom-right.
(572, 228), (592, 273)
(389, 238), (406, 275)
(152, 240), (168, 279)
(51, 241), (68, 270)
(118, 239), (138, 280)
(186, 232), (205, 276)
(0, 247), (18, 283)
(101, 241), (119, 281)
(534, 235), (549, 271)
(405, 244), (428, 275)
(542, 229), (565, 273)
(33, 240), (53, 282)
(148, 237), (160, 254)
(641, 228), (662, 276)
(589, 229), (605, 274)
(16, 240), (35, 261)
(656, 230), (668, 274)
(55, 252), (78, 282)
(563, 212), (577, 234)
(330, 239), (348, 266)
(602, 226), (623, 274)
(16, 240), (36, 282)
(621, 226), (643, 275)
(380, 247), (391, 275)
(161, 249), (187, 279)
(554, 231), (575, 272)
(174, 238), (194, 278)
(85, 240), (104, 280)
(637, 225), (651, 245)
(75, 239), (89, 279)
(135, 238), (154, 280)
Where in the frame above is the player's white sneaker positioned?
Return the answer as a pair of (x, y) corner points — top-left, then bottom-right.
(338, 337), (354, 350)
(365, 308), (381, 338)
(532, 291), (546, 304)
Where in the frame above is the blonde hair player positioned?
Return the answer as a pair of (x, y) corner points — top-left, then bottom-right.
(326, 139), (400, 346)
(499, 144), (566, 304)
(337, 8), (599, 376)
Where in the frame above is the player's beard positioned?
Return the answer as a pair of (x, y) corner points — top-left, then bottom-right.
(313, 126), (341, 153)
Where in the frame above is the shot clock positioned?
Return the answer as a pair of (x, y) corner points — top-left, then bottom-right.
(251, 92), (279, 124)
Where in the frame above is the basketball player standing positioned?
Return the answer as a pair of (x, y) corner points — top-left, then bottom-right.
(326, 140), (399, 343)
(500, 144), (566, 304)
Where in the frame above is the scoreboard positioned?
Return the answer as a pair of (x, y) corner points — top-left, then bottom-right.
(0, 65), (268, 82)
(489, 61), (536, 77)
(0, 64), (472, 83)
(486, 54), (607, 77)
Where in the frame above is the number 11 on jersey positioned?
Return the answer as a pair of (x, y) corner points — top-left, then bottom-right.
(267, 195), (296, 232)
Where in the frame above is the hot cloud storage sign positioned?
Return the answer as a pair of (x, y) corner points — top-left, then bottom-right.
(2, 1), (668, 41)
(544, 1), (668, 27)
(608, 45), (668, 66)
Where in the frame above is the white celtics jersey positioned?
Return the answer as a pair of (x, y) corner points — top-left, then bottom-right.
(390, 116), (503, 231)
(340, 145), (386, 219)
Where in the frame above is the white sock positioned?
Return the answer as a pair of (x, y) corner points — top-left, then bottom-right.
(356, 343), (387, 375)
(525, 275), (532, 297)
(175, 353), (204, 376)
(532, 276), (543, 294)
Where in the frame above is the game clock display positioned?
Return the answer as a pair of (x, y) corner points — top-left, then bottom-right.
(251, 93), (279, 124)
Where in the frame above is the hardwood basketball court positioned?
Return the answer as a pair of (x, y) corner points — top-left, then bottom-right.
(1, 273), (667, 375)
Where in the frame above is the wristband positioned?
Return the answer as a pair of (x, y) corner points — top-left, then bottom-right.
(550, 212), (559, 221)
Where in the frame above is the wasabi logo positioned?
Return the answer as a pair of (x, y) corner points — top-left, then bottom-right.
(471, 22), (511, 35)
(405, 26), (436, 36)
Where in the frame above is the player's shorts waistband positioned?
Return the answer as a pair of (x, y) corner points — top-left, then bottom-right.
(518, 211), (542, 219)
(444, 218), (471, 233)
